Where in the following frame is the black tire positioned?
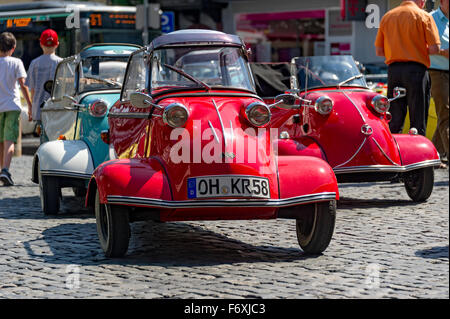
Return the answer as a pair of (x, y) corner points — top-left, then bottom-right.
(404, 167), (434, 202)
(95, 189), (130, 258)
(296, 201), (336, 254)
(38, 162), (60, 215)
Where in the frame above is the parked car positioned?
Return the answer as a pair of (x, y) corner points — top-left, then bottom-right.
(31, 43), (141, 215)
(267, 55), (441, 202)
(85, 30), (340, 258)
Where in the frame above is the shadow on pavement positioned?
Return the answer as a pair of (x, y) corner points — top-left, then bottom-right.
(337, 197), (419, 209)
(434, 180), (449, 187)
(0, 196), (91, 220)
(22, 220), (318, 267)
(415, 246), (449, 259)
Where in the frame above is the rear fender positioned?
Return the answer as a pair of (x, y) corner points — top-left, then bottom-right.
(87, 157), (172, 207)
(277, 155), (339, 200)
(393, 134), (440, 166)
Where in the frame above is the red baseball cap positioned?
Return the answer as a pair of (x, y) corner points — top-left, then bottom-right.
(40, 29), (59, 47)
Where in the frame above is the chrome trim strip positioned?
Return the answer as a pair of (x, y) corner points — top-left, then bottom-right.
(106, 192), (337, 208)
(208, 120), (220, 143)
(108, 112), (161, 119)
(334, 160), (442, 174)
(371, 137), (400, 166)
(334, 137), (368, 169)
(77, 90), (120, 101)
(341, 90), (366, 122)
(40, 170), (91, 179)
(212, 98), (227, 148)
(229, 120), (234, 146)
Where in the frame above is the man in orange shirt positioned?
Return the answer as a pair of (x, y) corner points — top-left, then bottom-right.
(375, 0), (444, 136)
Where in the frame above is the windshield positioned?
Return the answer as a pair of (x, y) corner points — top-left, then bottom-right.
(293, 55), (367, 91)
(150, 46), (255, 93)
(79, 56), (129, 92)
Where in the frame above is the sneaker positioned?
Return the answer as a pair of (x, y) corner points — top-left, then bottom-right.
(0, 168), (14, 186)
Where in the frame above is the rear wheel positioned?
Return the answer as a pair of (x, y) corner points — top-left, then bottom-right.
(296, 201), (336, 254)
(38, 162), (60, 215)
(95, 189), (130, 257)
(404, 167), (434, 202)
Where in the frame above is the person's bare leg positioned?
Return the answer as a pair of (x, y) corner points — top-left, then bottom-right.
(0, 140), (15, 185)
(2, 140), (14, 169)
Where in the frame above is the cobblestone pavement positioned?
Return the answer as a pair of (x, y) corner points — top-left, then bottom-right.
(0, 155), (448, 299)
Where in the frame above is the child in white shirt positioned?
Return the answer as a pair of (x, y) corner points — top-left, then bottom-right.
(0, 32), (32, 186)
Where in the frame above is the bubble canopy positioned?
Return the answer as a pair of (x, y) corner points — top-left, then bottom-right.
(150, 29), (245, 50)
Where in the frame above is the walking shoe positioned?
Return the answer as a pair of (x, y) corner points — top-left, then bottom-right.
(0, 168), (14, 186)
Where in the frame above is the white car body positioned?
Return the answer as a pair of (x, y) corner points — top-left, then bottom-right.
(33, 140), (94, 181)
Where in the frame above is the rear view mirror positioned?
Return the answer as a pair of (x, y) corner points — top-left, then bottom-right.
(61, 95), (80, 110)
(44, 80), (53, 94)
(130, 92), (154, 109)
(394, 87), (406, 98)
(272, 93), (300, 110)
(389, 87), (406, 103)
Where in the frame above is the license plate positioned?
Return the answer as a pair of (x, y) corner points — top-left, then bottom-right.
(187, 175), (270, 199)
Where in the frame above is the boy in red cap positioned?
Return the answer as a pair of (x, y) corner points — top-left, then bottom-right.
(26, 29), (62, 142)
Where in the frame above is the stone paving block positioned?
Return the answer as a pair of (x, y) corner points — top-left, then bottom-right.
(0, 155), (448, 298)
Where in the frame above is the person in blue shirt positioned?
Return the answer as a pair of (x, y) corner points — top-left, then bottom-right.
(429, 0), (449, 168)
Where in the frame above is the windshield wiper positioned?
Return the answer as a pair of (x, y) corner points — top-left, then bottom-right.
(163, 63), (210, 91)
(338, 74), (363, 87)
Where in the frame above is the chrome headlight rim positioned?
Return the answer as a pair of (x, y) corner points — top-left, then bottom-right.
(163, 103), (190, 128)
(314, 95), (334, 115)
(89, 99), (108, 117)
(371, 95), (390, 114)
(245, 102), (271, 127)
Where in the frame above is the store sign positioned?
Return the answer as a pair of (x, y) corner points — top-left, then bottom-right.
(4, 18), (32, 28)
(88, 12), (136, 29)
(341, 0), (367, 21)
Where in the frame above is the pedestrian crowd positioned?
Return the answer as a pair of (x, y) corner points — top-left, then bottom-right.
(0, 0), (448, 186)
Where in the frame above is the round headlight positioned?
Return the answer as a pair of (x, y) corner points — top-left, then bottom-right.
(370, 95), (390, 114)
(163, 103), (189, 128)
(314, 96), (334, 115)
(245, 102), (271, 127)
(89, 100), (108, 117)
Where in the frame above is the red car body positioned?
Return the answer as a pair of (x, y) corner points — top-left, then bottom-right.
(86, 30), (339, 257)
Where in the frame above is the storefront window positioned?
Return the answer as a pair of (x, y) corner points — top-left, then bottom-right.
(236, 10), (325, 63)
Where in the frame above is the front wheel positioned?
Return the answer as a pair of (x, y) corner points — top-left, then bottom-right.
(403, 167), (434, 202)
(38, 162), (60, 215)
(95, 189), (130, 258)
(296, 201), (336, 254)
